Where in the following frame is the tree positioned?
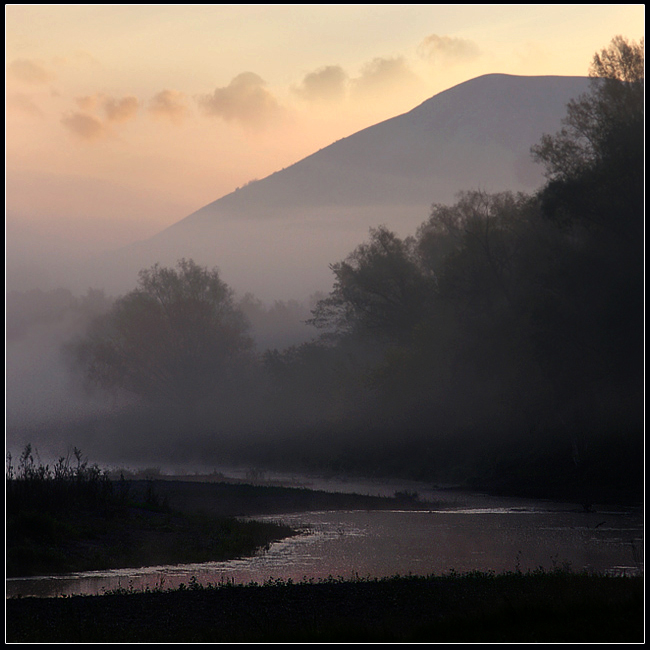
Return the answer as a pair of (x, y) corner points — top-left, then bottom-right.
(530, 36), (643, 240)
(309, 226), (434, 343)
(71, 259), (252, 405)
(531, 35), (643, 183)
(417, 190), (537, 312)
(527, 35), (643, 380)
(523, 37), (645, 486)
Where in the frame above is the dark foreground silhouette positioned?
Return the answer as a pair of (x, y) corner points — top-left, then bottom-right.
(6, 451), (643, 643)
(6, 472), (435, 579)
(6, 571), (643, 643)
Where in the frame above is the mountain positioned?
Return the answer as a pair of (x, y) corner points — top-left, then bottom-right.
(94, 74), (591, 301)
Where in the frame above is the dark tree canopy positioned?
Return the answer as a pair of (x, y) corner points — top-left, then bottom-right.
(71, 259), (252, 404)
(531, 35), (644, 183)
(417, 190), (538, 309)
(309, 191), (538, 348)
(308, 226), (434, 343)
(531, 37), (643, 239)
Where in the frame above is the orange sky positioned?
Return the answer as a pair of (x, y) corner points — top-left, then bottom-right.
(5, 4), (644, 252)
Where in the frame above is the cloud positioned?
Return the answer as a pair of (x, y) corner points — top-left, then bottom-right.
(417, 34), (481, 65)
(75, 94), (104, 112)
(74, 93), (138, 122)
(63, 94), (138, 140)
(71, 50), (101, 68)
(148, 89), (189, 124)
(7, 93), (44, 118)
(293, 65), (349, 103)
(352, 56), (421, 98)
(103, 95), (139, 123)
(8, 58), (55, 85)
(197, 72), (283, 129)
(61, 112), (107, 141)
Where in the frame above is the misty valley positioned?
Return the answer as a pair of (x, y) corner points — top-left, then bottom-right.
(6, 36), (644, 643)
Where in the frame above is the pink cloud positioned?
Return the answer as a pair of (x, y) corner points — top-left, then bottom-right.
(198, 72), (283, 129)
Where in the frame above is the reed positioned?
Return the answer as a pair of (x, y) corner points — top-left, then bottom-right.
(6, 444), (294, 578)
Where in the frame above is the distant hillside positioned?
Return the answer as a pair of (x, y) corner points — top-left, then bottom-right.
(89, 74), (591, 301)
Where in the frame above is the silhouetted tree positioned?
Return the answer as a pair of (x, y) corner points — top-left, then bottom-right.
(532, 36), (643, 181)
(368, 191), (549, 429)
(418, 190), (539, 312)
(531, 35), (643, 240)
(528, 34), (643, 387)
(522, 36), (645, 492)
(309, 226), (434, 343)
(70, 259), (252, 405)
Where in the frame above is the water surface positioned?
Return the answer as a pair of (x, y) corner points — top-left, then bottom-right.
(6, 483), (643, 598)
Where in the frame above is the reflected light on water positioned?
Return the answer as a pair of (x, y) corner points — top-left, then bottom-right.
(7, 498), (643, 599)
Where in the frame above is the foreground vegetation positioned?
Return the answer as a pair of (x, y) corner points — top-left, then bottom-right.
(6, 570), (643, 643)
(6, 446), (643, 642)
(6, 444), (438, 579)
(6, 446), (295, 578)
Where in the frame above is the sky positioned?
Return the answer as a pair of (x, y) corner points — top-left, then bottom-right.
(5, 4), (645, 257)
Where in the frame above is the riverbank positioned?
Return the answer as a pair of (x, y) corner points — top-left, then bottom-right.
(6, 571), (643, 643)
(7, 476), (643, 642)
(126, 477), (437, 517)
(6, 477), (294, 579)
(6, 477), (435, 579)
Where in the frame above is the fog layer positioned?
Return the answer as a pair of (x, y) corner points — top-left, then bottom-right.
(6, 62), (643, 504)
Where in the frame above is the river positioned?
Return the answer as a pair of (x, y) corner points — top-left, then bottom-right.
(6, 475), (643, 598)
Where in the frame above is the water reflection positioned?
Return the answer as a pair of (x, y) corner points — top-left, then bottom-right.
(7, 495), (642, 598)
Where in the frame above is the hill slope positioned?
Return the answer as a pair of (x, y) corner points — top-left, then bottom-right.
(98, 74), (590, 301)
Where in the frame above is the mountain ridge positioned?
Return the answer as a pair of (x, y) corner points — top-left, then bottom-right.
(48, 74), (593, 301)
(157, 73), (589, 234)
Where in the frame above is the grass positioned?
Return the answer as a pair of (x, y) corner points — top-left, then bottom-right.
(6, 446), (296, 578)
(5, 445), (643, 642)
(6, 570), (644, 643)
(6, 445), (442, 579)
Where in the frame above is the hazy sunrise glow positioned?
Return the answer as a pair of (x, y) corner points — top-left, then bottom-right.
(4, 8), (644, 606)
(6, 4), (644, 257)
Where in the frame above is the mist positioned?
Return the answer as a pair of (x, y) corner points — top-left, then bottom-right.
(7, 74), (590, 300)
(5, 282), (319, 464)
(6, 68), (643, 508)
